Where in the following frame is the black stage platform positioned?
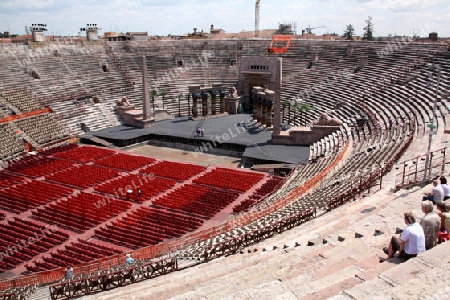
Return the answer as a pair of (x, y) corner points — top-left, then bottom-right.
(84, 114), (310, 165)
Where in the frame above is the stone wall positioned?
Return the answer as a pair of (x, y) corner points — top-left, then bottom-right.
(271, 125), (339, 146)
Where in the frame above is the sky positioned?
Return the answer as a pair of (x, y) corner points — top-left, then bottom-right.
(0, 0), (449, 37)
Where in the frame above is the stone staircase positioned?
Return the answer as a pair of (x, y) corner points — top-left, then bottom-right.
(76, 169), (449, 299)
(95, 102), (121, 127)
(29, 286), (50, 300)
(332, 239), (450, 299)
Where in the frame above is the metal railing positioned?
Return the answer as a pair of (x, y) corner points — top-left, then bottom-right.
(394, 146), (450, 190)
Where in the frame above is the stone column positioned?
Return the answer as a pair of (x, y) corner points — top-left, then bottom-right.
(219, 91), (226, 114)
(257, 91), (265, 123)
(210, 91), (217, 115)
(261, 96), (267, 125)
(252, 86), (264, 121)
(265, 90), (275, 127)
(252, 93), (258, 120)
(201, 92), (208, 116)
(141, 56), (151, 120)
(192, 93), (199, 118)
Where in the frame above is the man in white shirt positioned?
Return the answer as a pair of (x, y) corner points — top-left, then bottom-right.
(382, 212), (425, 261)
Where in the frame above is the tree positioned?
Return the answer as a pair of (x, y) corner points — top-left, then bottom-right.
(159, 90), (167, 109)
(286, 101), (292, 124)
(177, 93), (183, 116)
(280, 100), (290, 123)
(343, 24), (355, 41)
(363, 16), (375, 41)
(149, 90), (157, 110)
(292, 102), (301, 126)
(290, 102), (314, 126)
(298, 102), (314, 126)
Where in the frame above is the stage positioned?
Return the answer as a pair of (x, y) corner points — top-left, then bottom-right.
(82, 114), (310, 165)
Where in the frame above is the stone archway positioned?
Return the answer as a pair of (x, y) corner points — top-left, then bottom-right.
(237, 56), (282, 135)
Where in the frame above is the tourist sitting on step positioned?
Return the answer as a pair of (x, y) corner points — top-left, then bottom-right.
(436, 201), (450, 234)
(382, 212), (425, 262)
(439, 176), (450, 200)
(436, 201), (450, 243)
(422, 179), (444, 204)
(419, 201), (441, 250)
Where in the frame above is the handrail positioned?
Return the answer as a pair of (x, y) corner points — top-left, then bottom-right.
(48, 256), (177, 300)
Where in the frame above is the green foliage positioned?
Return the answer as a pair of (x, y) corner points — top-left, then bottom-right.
(159, 90), (167, 98)
(175, 93), (182, 103)
(280, 100), (291, 107)
(343, 24), (355, 41)
(149, 90), (157, 99)
(292, 102), (314, 126)
(363, 16), (375, 41)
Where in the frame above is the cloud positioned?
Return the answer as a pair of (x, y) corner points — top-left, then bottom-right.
(0, 0), (449, 37)
(361, 0), (447, 12)
(2, 0), (66, 13)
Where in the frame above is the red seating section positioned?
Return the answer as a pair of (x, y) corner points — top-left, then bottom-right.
(0, 180), (73, 213)
(0, 218), (69, 272)
(254, 176), (284, 196)
(52, 145), (115, 162)
(194, 167), (265, 191)
(0, 144), (274, 276)
(153, 184), (239, 218)
(32, 193), (132, 233)
(93, 153), (156, 171)
(94, 206), (204, 249)
(140, 160), (206, 181)
(45, 164), (120, 189)
(233, 176), (284, 213)
(95, 173), (176, 202)
(26, 239), (122, 273)
(0, 173), (25, 189)
(6, 155), (75, 177)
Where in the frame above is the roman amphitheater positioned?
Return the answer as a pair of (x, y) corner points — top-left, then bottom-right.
(1, 26), (450, 300)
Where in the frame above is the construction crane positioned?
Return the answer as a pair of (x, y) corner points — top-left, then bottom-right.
(255, 0), (260, 38)
(302, 25), (325, 35)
